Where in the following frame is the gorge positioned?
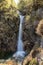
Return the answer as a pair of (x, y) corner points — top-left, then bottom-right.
(13, 11), (25, 61)
(0, 0), (43, 65)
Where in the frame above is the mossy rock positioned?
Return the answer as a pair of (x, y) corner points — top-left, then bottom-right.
(29, 58), (38, 65)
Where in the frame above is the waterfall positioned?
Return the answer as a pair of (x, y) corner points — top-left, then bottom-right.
(17, 15), (24, 51)
(13, 0), (25, 62)
(13, 11), (25, 61)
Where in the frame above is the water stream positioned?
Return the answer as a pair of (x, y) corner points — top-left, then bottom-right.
(17, 14), (24, 51)
(13, 11), (25, 61)
(13, 0), (25, 64)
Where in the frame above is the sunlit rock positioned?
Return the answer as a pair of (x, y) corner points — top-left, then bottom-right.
(36, 19), (43, 36)
(18, 0), (33, 15)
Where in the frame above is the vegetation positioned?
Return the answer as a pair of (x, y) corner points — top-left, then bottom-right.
(0, 0), (43, 65)
(29, 58), (38, 65)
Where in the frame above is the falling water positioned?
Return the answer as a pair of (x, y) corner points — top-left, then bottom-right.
(13, 11), (25, 61)
(13, 0), (25, 62)
(17, 14), (24, 51)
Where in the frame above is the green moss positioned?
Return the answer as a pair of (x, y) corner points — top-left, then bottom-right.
(18, 0), (33, 11)
(29, 58), (38, 65)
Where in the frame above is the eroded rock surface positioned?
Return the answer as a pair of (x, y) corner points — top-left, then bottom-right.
(0, 0), (43, 61)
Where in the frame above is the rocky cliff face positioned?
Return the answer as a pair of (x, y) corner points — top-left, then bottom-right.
(0, 0), (19, 58)
(0, 0), (43, 59)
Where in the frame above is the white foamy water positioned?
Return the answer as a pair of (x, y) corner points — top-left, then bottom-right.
(17, 14), (24, 51)
(13, 0), (25, 61)
(13, 11), (25, 61)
